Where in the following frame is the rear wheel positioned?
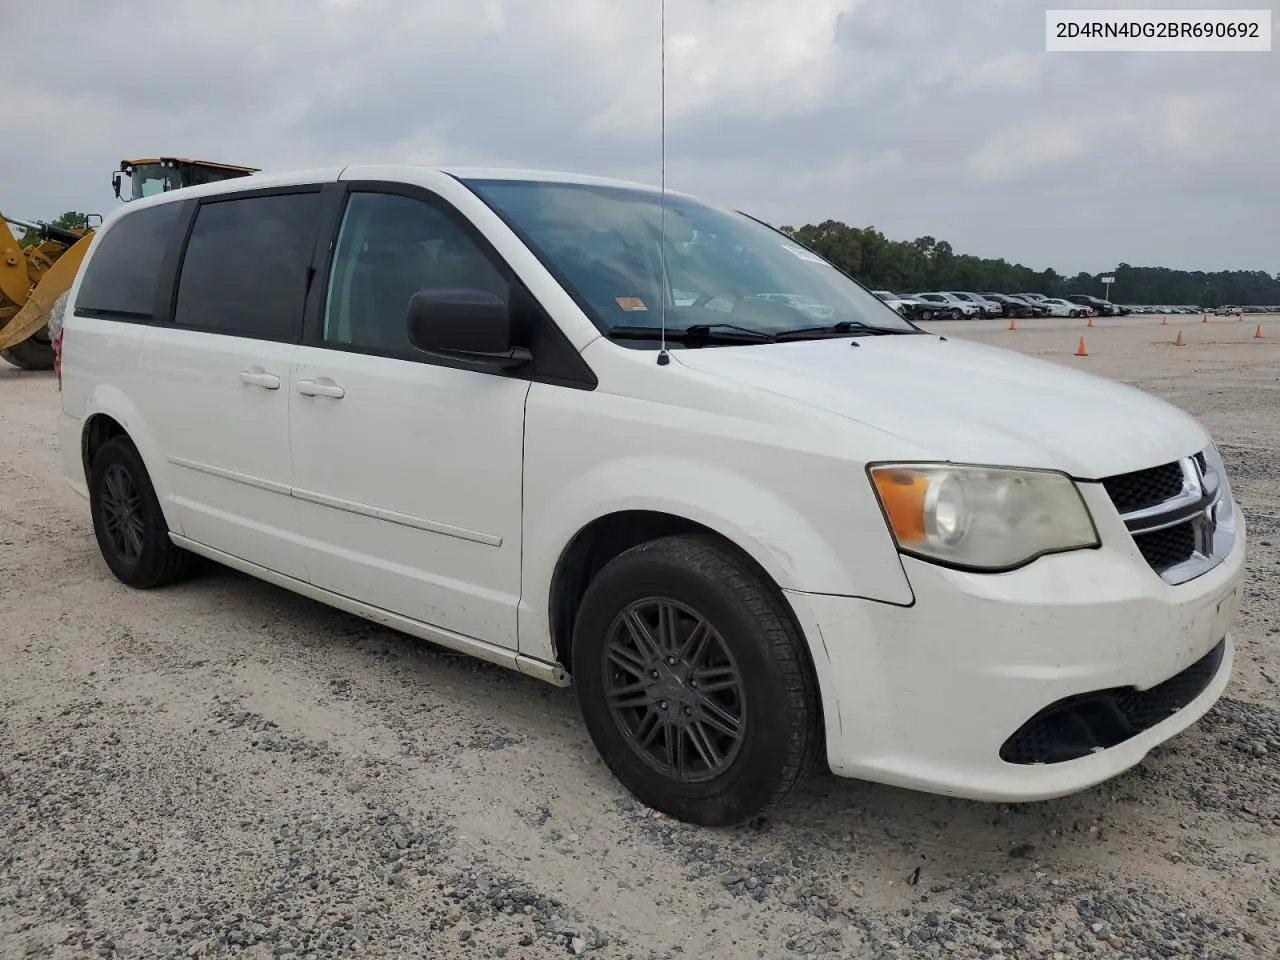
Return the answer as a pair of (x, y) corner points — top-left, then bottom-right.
(89, 436), (194, 588)
(572, 534), (822, 826)
(0, 327), (55, 370)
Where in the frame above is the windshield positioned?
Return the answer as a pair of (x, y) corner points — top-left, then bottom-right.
(462, 178), (916, 344)
(127, 163), (250, 201)
(128, 164), (181, 200)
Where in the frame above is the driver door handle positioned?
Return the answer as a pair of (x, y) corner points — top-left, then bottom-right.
(239, 369), (281, 389)
(296, 379), (345, 399)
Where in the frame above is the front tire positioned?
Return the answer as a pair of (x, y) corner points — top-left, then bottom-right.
(572, 534), (822, 827)
(89, 436), (194, 588)
(0, 328), (55, 370)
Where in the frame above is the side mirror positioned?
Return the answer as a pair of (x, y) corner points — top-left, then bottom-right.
(111, 171), (124, 201)
(406, 288), (531, 370)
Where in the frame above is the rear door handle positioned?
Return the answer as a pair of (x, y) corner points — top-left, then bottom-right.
(239, 369), (281, 389)
(296, 379), (345, 399)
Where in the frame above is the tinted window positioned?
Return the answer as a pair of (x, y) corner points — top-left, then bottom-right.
(75, 201), (186, 320)
(173, 192), (320, 340)
(323, 192), (508, 355)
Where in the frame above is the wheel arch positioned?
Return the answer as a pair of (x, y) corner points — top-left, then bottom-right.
(546, 509), (801, 676)
(80, 386), (183, 535)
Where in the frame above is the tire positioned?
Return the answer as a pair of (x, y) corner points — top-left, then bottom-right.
(89, 436), (195, 588)
(949, 308), (961, 320)
(0, 327), (55, 371)
(572, 534), (822, 826)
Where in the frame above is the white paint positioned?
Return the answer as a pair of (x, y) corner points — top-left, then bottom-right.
(57, 164), (1248, 804)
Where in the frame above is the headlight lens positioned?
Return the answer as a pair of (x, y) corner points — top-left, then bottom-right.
(1201, 441), (1234, 526)
(870, 464), (1099, 570)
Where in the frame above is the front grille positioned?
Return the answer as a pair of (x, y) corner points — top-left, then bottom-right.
(1100, 461), (1185, 514)
(1000, 638), (1225, 765)
(1132, 521), (1197, 573)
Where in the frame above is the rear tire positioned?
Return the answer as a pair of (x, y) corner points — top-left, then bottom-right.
(89, 436), (195, 588)
(572, 534), (822, 827)
(0, 328), (55, 370)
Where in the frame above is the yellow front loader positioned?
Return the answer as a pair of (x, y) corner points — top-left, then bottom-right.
(1, 157), (258, 371)
(0, 216), (94, 369)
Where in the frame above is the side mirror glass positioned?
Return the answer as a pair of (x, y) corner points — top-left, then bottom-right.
(406, 288), (531, 370)
(111, 172), (124, 201)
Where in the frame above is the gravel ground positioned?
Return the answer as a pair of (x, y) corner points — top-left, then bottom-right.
(1, 312), (1277, 960)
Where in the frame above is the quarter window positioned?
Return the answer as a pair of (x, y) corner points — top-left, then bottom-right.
(323, 192), (508, 355)
(173, 191), (321, 340)
(75, 201), (186, 321)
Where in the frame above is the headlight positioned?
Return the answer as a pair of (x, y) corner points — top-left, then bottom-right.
(1200, 442), (1235, 527)
(869, 464), (1099, 570)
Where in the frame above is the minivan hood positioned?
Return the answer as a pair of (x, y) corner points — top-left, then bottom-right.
(672, 334), (1208, 478)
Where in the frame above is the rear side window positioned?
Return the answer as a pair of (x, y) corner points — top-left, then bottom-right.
(173, 191), (321, 340)
(75, 201), (186, 320)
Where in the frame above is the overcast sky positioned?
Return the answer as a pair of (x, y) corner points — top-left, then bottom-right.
(3, 0), (1276, 275)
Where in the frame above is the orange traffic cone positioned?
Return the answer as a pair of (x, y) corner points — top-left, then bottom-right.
(1086, 314), (1094, 327)
(1202, 312), (1208, 323)
(1238, 311), (1243, 320)
(1008, 317), (1017, 331)
(1160, 315), (1167, 325)
(1075, 336), (1088, 357)
(1255, 324), (1263, 339)
(1174, 330), (1185, 346)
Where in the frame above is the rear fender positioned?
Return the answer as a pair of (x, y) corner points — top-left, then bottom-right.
(82, 384), (184, 535)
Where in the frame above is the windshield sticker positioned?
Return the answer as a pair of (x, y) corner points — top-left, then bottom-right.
(780, 244), (828, 264)
(616, 296), (648, 311)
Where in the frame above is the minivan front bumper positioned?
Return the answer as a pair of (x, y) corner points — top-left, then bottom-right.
(784, 491), (1246, 802)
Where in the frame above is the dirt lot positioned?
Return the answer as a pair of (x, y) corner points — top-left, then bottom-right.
(2, 314), (1277, 960)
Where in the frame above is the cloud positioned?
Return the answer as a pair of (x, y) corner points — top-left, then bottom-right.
(0, 0), (1275, 275)
(956, 52), (1044, 93)
(968, 117), (1093, 182)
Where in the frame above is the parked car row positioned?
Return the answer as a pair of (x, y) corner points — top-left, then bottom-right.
(872, 290), (1103, 321)
(873, 288), (1280, 323)
(1124, 304), (1202, 315)
(1208, 304), (1277, 316)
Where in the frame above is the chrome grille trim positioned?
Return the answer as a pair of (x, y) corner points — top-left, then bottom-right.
(1111, 448), (1236, 586)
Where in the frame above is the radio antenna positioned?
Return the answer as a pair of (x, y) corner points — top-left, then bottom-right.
(656, 0), (670, 366)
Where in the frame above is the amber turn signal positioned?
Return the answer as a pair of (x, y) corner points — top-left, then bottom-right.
(871, 468), (928, 542)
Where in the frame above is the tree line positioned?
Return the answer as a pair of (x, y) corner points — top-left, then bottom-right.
(778, 219), (1280, 307)
(17, 211), (91, 248)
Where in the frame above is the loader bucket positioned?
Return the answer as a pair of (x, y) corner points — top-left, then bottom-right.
(0, 232), (94, 367)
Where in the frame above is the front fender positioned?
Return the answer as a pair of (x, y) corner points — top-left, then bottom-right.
(518, 450), (915, 664)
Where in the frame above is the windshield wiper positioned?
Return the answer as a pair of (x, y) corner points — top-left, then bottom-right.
(608, 323), (776, 344)
(773, 321), (917, 340)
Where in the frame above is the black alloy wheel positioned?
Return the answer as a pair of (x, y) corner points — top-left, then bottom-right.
(601, 597), (746, 783)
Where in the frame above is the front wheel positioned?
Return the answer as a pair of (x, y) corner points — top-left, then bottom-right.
(949, 308), (961, 320)
(0, 328), (55, 371)
(572, 535), (822, 826)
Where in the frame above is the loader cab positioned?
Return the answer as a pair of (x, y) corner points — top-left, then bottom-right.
(112, 158), (259, 202)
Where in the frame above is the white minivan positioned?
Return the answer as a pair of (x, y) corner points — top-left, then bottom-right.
(56, 165), (1246, 826)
